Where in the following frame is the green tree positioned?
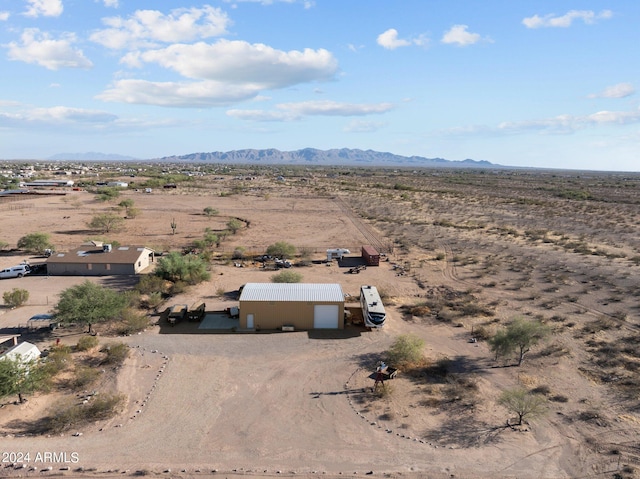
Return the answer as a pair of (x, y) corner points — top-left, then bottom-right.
(88, 213), (125, 233)
(118, 198), (135, 217)
(54, 281), (130, 333)
(266, 241), (296, 259)
(203, 206), (219, 217)
(17, 232), (53, 255)
(488, 317), (550, 366)
(271, 270), (303, 283)
(155, 252), (211, 284)
(498, 387), (548, 426)
(97, 187), (120, 202)
(3, 288), (29, 308)
(386, 334), (425, 367)
(0, 356), (44, 403)
(227, 218), (243, 234)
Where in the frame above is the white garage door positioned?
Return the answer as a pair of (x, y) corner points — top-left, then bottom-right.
(314, 305), (339, 329)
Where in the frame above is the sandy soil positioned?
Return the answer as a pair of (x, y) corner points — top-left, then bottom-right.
(0, 172), (639, 479)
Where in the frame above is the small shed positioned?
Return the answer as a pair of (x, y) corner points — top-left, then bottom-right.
(361, 245), (380, 266)
(239, 283), (345, 330)
(1, 341), (41, 363)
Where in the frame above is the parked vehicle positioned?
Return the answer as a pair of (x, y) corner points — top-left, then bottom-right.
(0, 264), (30, 279)
(167, 304), (188, 325)
(360, 285), (386, 329)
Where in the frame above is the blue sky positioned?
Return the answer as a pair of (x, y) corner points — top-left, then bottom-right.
(0, 0), (638, 171)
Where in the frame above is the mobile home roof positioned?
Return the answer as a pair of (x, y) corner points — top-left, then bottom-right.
(239, 283), (344, 302)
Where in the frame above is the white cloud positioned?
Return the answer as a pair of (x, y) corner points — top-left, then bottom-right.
(444, 106), (640, 139)
(97, 79), (264, 107)
(377, 28), (428, 50)
(522, 10), (613, 29)
(223, 0), (314, 7)
(0, 106), (117, 128)
(122, 40), (338, 87)
(23, 0), (63, 18)
(101, 0), (119, 8)
(30, 106), (118, 123)
(441, 25), (484, 46)
(588, 83), (635, 99)
(0, 11), (10, 21)
(343, 120), (386, 133)
(6, 28), (93, 70)
(90, 6), (231, 50)
(227, 100), (394, 121)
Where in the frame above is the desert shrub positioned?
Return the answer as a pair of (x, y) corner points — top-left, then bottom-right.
(374, 383), (393, 398)
(170, 280), (187, 295)
(136, 275), (169, 295)
(3, 288), (29, 307)
(72, 366), (101, 389)
(442, 375), (478, 406)
(472, 325), (492, 341)
(101, 342), (129, 366)
(271, 271), (303, 283)
(266, 241), (296, 259)
(42, 345), (72, 375)
(116, 309), (149, 335)
(146, 291), (163, 309)
(46, 394), (124, 432)
(404, 303), (431, 318)
(386, 334), (425, 368)
(203, 206), (219, 217)
(530, 385), (551, 395)
(232, 247), (245, 260)
(76, 335), (99, 351)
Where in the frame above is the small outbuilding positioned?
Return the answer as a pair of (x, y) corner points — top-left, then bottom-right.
(361, 245), (380, 266)
(46, 244), (154, 276)
(0, 341), (41, 363)
(239, 283), (345, 330)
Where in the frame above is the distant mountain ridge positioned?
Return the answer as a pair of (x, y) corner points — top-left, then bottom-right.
(155, 148), (497, 167)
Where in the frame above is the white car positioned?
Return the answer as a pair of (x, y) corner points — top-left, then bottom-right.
(0, 264), (30, 279)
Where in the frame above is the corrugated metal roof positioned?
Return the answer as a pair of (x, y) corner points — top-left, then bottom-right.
(239, 283), (344, 302)
(1, 341), (41, 362)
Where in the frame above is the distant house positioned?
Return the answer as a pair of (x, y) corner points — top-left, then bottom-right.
(0, 341), (41, 363)
(46, 244), (154, 276)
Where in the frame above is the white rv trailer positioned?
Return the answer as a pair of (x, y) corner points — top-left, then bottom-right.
(360, 285), (386, 328)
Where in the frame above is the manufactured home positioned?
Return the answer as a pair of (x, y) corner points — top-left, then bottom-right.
(46, 244), (154, 276)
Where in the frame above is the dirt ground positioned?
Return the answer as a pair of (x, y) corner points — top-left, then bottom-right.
(0, 169), (639, 479)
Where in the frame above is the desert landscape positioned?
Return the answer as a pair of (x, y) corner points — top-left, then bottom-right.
(0, 164), (639, 479)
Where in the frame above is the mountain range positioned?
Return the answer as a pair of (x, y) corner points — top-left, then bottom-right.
(49, 148), (497, 168)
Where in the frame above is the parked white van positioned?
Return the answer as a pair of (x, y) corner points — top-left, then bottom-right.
(0, 265), (30, 279)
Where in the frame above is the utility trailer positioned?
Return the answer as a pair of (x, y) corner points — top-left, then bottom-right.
(167, 304), (188, 325)
(187, 303), (206, 322)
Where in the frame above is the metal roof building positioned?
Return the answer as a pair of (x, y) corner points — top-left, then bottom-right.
(0, 341), (41, 363)
(238, 283), (345, 330)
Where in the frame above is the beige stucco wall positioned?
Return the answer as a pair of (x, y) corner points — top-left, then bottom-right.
(47, 262), (136, 276)
(239, 300), (344, 330)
